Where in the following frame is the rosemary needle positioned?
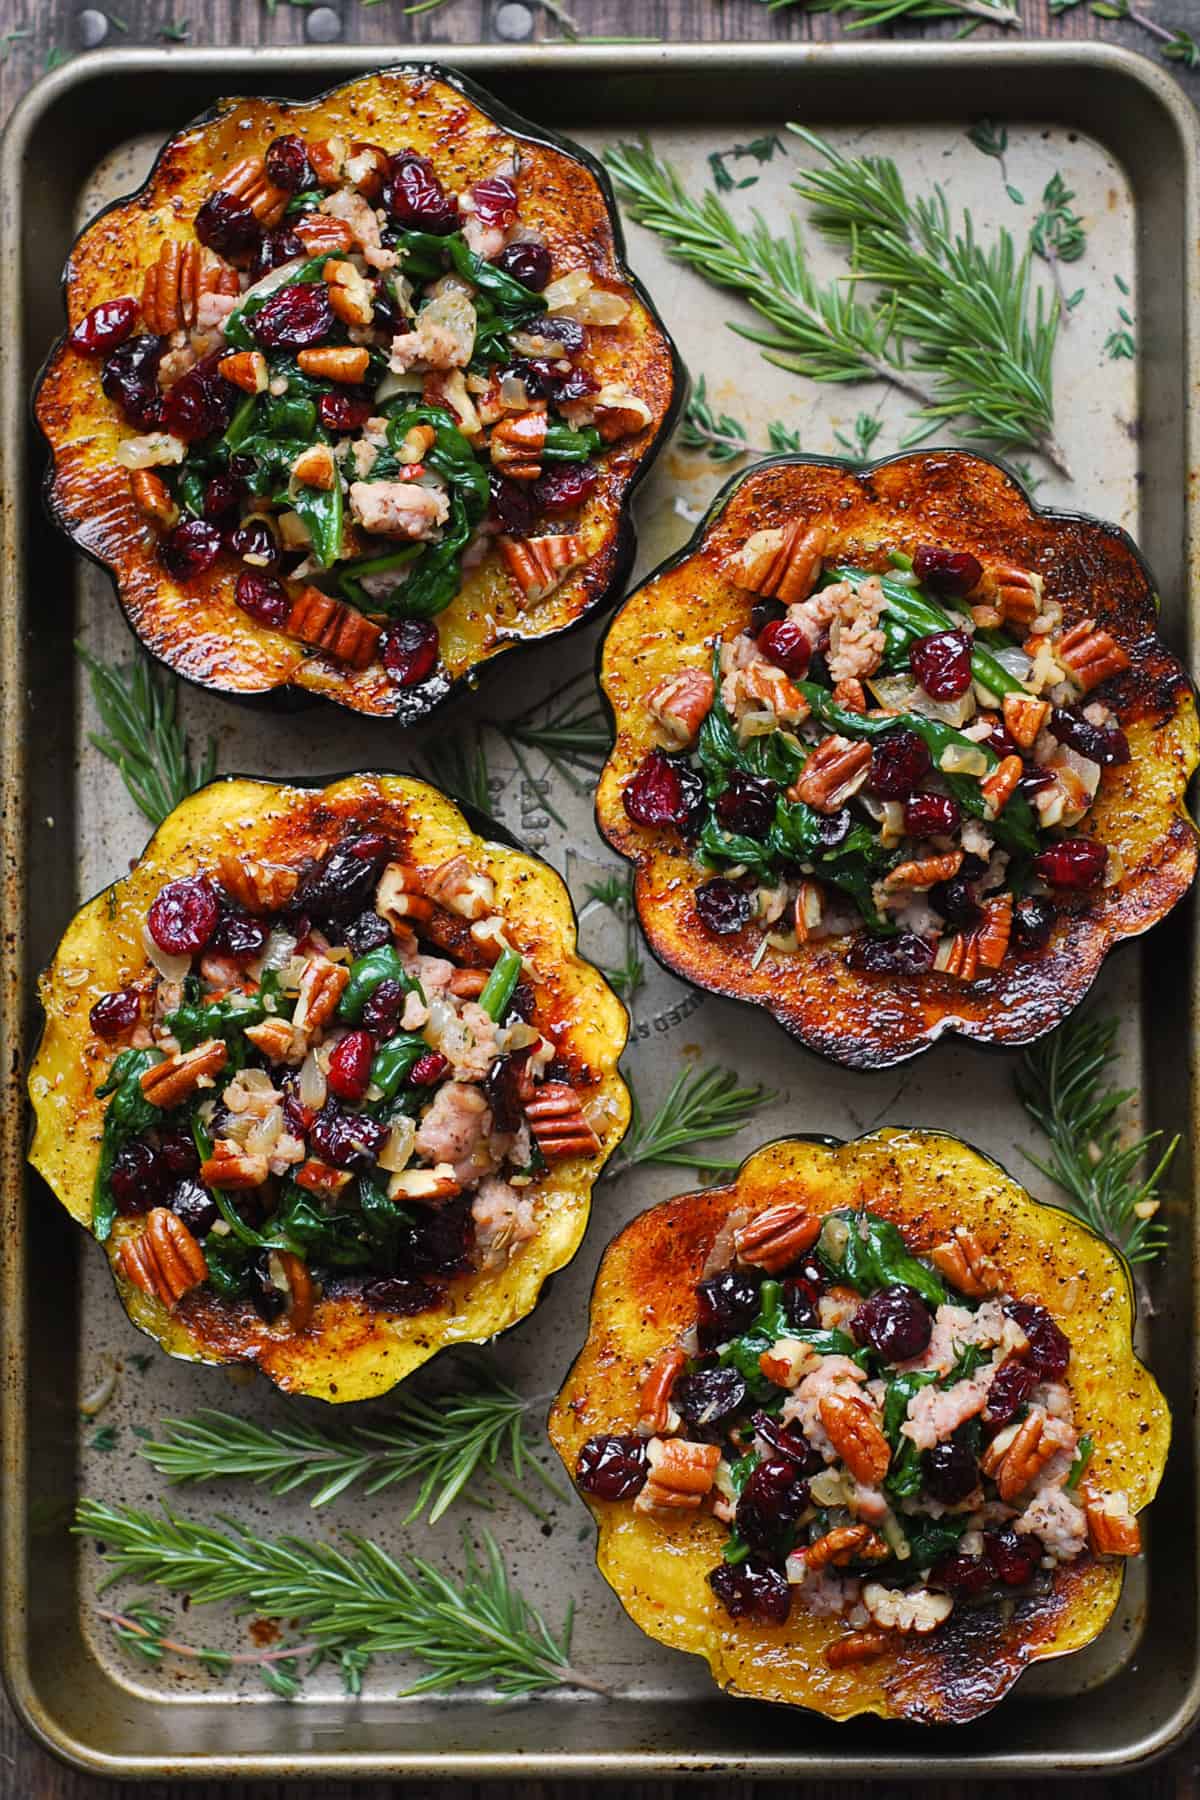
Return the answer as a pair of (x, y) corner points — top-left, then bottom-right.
(608, 1065), (775, 1179)
(75, 1503), (609, 1700)
(137, 1379), (566, 1522)
(76, 643), (217, 827)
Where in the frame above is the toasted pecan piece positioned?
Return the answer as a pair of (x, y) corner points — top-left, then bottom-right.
(375, 861), (435, 928)
(930, 1225), (1002, 1297)
(525, 1082), (600, 1160)
(291, 443), (338, 490)
(293, 212), (356, 256)
(820, 1392), (891, 1486)
(490, 412), (549, 477)
(832, 677), (867, 714)
(885, 851), (963, 892)
(218, 154), (289, 227)
(638, 1344), (686, 1436)
(983, 1407), (1061, 1502)
(292, 956), (350, 1033)
(141, 239), (229, 335)
(323, 257), (375, 328)
(425, 854), (496, 922)
(734, 1203), (820, 1274)
(1001, 692), (1050, 750)
(116, 1207), (207, 1307)
(732, 522), (827, 605)
(447, 967), (490, 999)
(804, 1523), (890, 1571)
(200, 1139), (270, 1191)
(826, 1629), (891, 1669)
(129, 470), (179, 530)
(244, 1016), (308, 1066)
(634, 1436), (721, 1513)
(295, 1157), (354, 1195)
(1055, 619), (1131, 693)
(499, 533), (585, 606)
(217, 348), (268, 395)
(981, 754), (1023, 817)
(297, 345), (371, 386)
(285, 587), (381, 671)
(276, 1250), (315, 1332)
(793, 880), (825, 944)
(140, 1039), (227, 1108)
(1085, 1490), (1142, 1556)
(216, 853), (299, 914)
(862, 1582), (953, 1634)
(787, 736), (872, 814)
(935, 893), (1012, 981)
(388, 1164), (462, 1203)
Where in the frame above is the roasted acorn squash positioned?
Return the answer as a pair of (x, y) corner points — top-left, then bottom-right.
(596, 450), (1198, 1069)
(28, 774), (629, 1401)
(35, 64), (681, 724)
(549, 1128), (1168, 1724)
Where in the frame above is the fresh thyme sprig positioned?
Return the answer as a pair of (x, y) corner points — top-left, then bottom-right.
(679, 379), (759, 463)
(137, 1379), (564, 1522)
(583, 873), (645, 1004)
(76, 644), (217, 828)
(834, 410), (885, 462)
(765, 0), (1018, 26)
(607, 1065), (775, 1179)
(966, 120), (1025, 204)
(1104, 275), (1136, 362)
(75, 1503), (608, 1700)
(1031, 173), (1086, 322)
(789, 129), (1068, 474)
(100, 1599), (314, 1700)
(1014, 1012), (1173, 1265)
(708, 134), (786, 194)
(1091, 0), (1200, 64)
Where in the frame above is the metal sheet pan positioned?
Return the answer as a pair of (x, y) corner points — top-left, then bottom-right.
(2, 40), (1198, 1780)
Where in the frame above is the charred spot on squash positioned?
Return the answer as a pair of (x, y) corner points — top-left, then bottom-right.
(28, 773), (630, 1403)
(549, 1128), (1168, 1724)
(596, 450), (1199, 1070)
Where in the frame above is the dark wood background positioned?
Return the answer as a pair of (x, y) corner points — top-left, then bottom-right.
(2, 0), (1198, 1791)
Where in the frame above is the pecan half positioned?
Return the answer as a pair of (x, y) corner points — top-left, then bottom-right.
(276, 1249), (315, 1332)
(525, 1082), (601, 1160)
(388, 1164), (462, 1203)
(734, 1203), (820, 1273)
(804, 1523), (889, 1571)
(393, 422), (437, 465)
(975, 561), (1044, 629)
(1085, 1490), (1142, 1556)
(787, 736), (872, 814)
(930, 1225), (1002, 1298)
(292, 956), (350, 1033)
(244, 1016), (308, 1066)
(323, 257), (375, 328)
(884, 850), (963, 892)
(1001, 692), (1050, 751)
(140, 1039), (227, 1108)
(216, 853), (299, 914)
(832, 677), (867, 714)
(447, 968), (489, 999)
(1055, 619), (1131, 692)
(141, 240), (236, 334)
(983, 1407), (1061, 1502)
(819, 1392), (891, 1486)
(981, 754), (1023, 817)
(218, 155), (289, 227)
(934, 894), (1012, 982)
(293, 213), (356, 257)
(307, 137), (347, 185)
(295, 1157), (354, 1195)
(862, 1582), (953, 1635)
(291, 443), (338, 490)
(130, 470), (179, 530)
(297, 345), (371, 386)
(345, 141), (390, 199)
(638, 1344), (686, 1436)
(499, 534), (585, 606)
(731, 522), (828, 605)
(738, 662), (808, 724)
(217, 348), (268, 395)
(375, 862), (435, 927)
(590, 382), (652, 442)
(826, 1629), (891, 1669)
(200, 1138), (270, 1191)
(285, 588), (381, 671)
(794, 880), (824, 944)
(116, 1208), (208, 1308)
(643, 669), (717, 749)
(425, 854), (496, 922)
(633, 1436), (721, 1513)
(489, 412), (548, 478)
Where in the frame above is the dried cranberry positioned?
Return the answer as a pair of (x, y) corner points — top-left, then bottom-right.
(575, 1433), (649, 1500)
(1012, 895), (1056, 950)
(757, 618), (811, 679)
(753, 1413), (823, 1476)
(234, 570), (291, 629)
(109, 1140), (168, 1216)
(748, 597), (786, 637)
(622, 751), (703, 833)
(410, 1051), (449, 1088)
(363, 1276), (444, 1315)
(209, 906), (268, 962)
(495, 240), (552, 290)
(160, 517), (223, 584)
(715, 772), (778, 839)
(929, 878), (983, 930)
(1049, 706), (1131, 767)
(71, 297), (138, 355)
(708, 1560), (791, 1625)
(406, 1194), (475, 1274)
(531, 462), (599, 515)
(294, 846), (383, 922)
(344, 911), (392, 957)
(984, 1355), (1039, 1428)
(265, 132), (317, 193)
(90, 988), (140, 1038)
(327, 1030), (375, 1103)
(549, 366), (597, 407)
(847, 932), (935, 976)
(361, 979), (406, 1040)
(930, 1553), (993, 1596)
(167, 1175), (218, 1237)
(318, 389), (374, 434)
(509, 980), (536, 1022)
(1032, 838), (1107, 890)
(535, 316), (585, 353)
(195, 189), (260, 258)
(1005, 1301), (1070, 1380)
(781, 1274), (820, 1329)
(148, 876), (219, 956)
(674, 1367), (748, 1430)
(250, 281), (334, 351)
(229, 518), (282, 571)
(483, 1054), (527, 1134)
(203, 473), (243, 521)
(385, 150), (458, 233)
(911, 630), (973, 701)
(382, 619), (440, 688)
(913, 545), (983, 600)
(870, 729), (932, 800)
(490, 472), (537, 537)
(736, 1457), (809, 1552)
(922, 1438), (979, 1504)
(162, 353), (238, 442)
(159, 1130), (199, 1175)
(695, 879), (752, 936)
(904, 792), (961, 839)
(101, 334), (166, 430)
(851, 1284), (933, 1362)
(470, 174), (518, 230)
(501, 356), (554, 400)
(813, 808), (853, 850)
(984, 1527), (1042, 1587)
(978, 714), (1018, 759)
(250, 228), (306, 282)
(695, 1269), (761, 1349)
(309, 1102), (387, 1170)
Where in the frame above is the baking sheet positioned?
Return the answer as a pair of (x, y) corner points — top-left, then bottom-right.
(4, 42), (1199, 1778)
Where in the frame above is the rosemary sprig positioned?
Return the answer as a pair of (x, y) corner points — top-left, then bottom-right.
(767, 0), (1018, 25)
(137, 1380), (564, 1522)
(583, 873), (645, 1004)
(501, 675), (610, 800)
(76, 644), (217, 827)
(419, 728), (492, 817)
(100, 1599), (313, 1699)
(1014, 1012), (1173, 1265)
(608, 1065), (774, 1179)
(789, 129), (1068, 474)
(75, 1503), (608, 1699)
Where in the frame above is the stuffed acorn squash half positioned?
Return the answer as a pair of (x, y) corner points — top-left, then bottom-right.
(596, 450), (1198, 1069)
(35, 65), (681, 724)
(28, 774), (629, 1401)
(549, 1129), (1167, 1724)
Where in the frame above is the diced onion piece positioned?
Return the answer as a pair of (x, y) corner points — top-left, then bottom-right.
(141, 921), (191, 984)
(245, 1104), (284, 1155)
(377, 1116), (416, 1173)
(939, 743), (989, 778)
(298, 1047), (327, 1111)
(116, 432), (186, 469)
(499, 374), (529, 411)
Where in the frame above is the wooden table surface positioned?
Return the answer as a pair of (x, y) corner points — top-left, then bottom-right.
(2, 0), (1197, 1792)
